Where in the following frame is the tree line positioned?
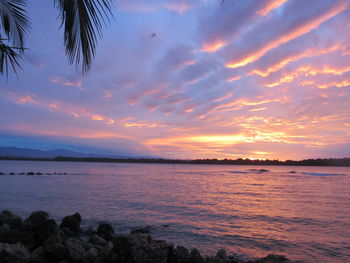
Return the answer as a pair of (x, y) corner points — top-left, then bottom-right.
(1, 156), (349, 167)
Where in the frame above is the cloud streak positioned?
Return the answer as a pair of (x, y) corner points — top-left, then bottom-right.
(1, 0), (350, 160)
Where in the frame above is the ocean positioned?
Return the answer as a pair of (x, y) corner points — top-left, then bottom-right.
(0, 160), (349, 263)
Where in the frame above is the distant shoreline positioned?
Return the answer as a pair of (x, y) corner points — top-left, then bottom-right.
(1, 156), (350, 167)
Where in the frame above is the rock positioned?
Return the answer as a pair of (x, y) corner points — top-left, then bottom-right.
(23, 211), (57, 246)
(25, 211), (49, 227)
(169, 245), (190, 263)
(83, 247), (99, 263)
(148, 239), (173, 263)
(64, 237), (86, 262)
(113, 234), (172, 263)
(0, 210), (23, 229)
(60, 213), (81, 232)
(43, 233), (67, 260)
(0, 229), (36, 250)
(97, 223), (115, 241)
(31, 246), (49, 263)
(96, 241), (114, 263)
(189, 248), (205, 263)
(131, 226), (151, 235)
(0, 242), (31, 263)
(89, 234), (107, 247)
(34, 219), (58, 245)
(0, 224), (10, 235)
(205, 249), (230, 263)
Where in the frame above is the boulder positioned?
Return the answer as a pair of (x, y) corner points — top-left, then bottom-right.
(113, 234), (172, 263)
(83, 247), (99, 263)
(43, 233), (67, 260)
(31, 246), (49, 263)
(0, 210), (22, 229)
(0, 224), (10, 235)
(89, 234), (107, 247)
(169, 245), (190, 263)
(60, 213), (81, 232)
(189, 248), (205, 263)
(34, 219), (58, 245)
(0, 242), (31, 263)
(97, 223), (115, 241)
(25, 211), (49, 228)
(64, 237), (86, 262)
(0, 229), (36, 250)
(205, 249), (230, 263)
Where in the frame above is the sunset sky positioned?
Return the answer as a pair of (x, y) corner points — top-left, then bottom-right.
(1, 0), (350, 160)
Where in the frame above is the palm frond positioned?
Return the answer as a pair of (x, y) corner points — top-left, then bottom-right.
(0, 41), (23, 76)
(0, 0), (29, 76)
(0, 0), (29, 49)
(54, 0), (113, 73)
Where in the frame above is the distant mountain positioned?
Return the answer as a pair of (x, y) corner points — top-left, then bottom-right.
(0, 146), (127, 159)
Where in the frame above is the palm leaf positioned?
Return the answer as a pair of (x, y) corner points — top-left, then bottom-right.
(54, 0), (113, 73)
(0, 0), (29, 49)
(0, 0), (29, 75)
(0, 42), (23, 76)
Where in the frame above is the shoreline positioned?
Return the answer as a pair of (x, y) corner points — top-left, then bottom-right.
(0, 210), (298, 263)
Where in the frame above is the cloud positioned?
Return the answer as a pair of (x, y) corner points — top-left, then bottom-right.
(2, 0), (350, 160)
(50, 76), (84, 90)
(117, 0), (202, 14)
(225, 0), (348, 68)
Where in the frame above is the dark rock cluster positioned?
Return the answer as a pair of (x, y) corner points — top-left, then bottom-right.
(0, 210), (297, 263)
(0, 172), (68, 176)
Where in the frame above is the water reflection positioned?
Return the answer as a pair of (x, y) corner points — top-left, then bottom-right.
(0, 161), (349, 263)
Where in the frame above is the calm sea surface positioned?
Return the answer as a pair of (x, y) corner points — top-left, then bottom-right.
(0, 160), (349, 263)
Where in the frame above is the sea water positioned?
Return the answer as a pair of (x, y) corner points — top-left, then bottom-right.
(0, 160), (349, 263)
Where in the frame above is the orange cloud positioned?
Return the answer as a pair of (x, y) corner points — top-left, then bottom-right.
(216, 97), (288, 112)
(49, 103), (60, 111)
(226, 1), (348, 69)
(18, 95), (36, 104)
(265, 64), (350, 88)
(123, 121), (158, 128)
(118, 2), (194, 14)
(163, 3), (191, 14)
(50, 77), (83, 89)
(226, 75), (242, 82)
(91, 114), (116, 125)
(256, 0), (289, 16)
(250, 45), (343, 77)
(249, 107), (267, 112)
(7, 92), (37, 105)
(201, 41), (226, 53)
(92, 114), (104, 121)
(318, 80), (350, 89)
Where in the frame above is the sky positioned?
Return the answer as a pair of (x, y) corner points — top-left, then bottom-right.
(1, 0), (350, 160)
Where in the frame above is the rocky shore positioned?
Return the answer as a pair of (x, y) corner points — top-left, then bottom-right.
(0, 210), (298, 263)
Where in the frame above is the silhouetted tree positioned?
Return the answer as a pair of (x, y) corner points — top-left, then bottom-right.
(0, 0), (113, 76)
